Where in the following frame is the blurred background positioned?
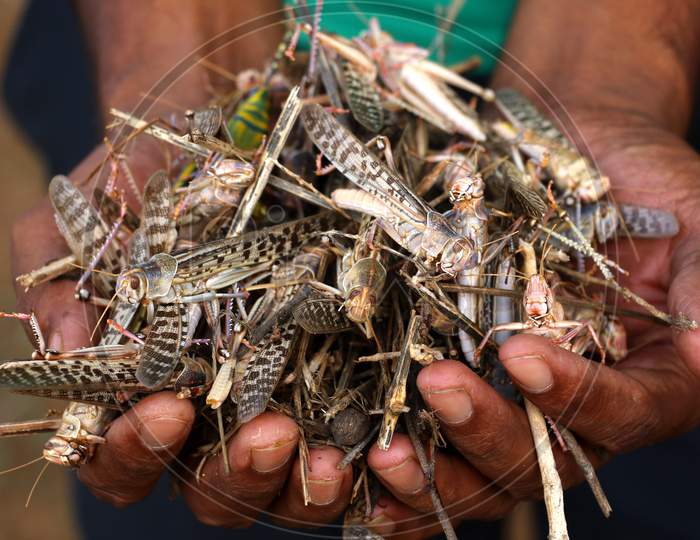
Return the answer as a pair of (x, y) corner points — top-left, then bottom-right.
(0, 2), (78, 539)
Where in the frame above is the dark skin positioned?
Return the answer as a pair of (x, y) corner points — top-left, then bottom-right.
(10, 0), (700, 536)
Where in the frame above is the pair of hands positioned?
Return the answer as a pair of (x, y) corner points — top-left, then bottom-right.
(11, 115), (700, 538)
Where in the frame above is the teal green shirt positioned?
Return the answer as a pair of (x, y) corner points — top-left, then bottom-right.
(291, 0), (517, 75)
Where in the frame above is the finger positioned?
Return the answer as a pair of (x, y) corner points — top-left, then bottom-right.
(417, 360), (590, 497)
(269, 446), (353, 528)
(670, 239), (700, 383)
(181, 412), (298, 527)
(77, 392), (194, 507)
(499, 333), (697, 452)
(368, 434), (514, 521)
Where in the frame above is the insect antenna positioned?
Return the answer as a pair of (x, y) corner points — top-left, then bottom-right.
(0, 455), (45, 476)
(25, 461), (50, 508)
(90, 288), (120, 342)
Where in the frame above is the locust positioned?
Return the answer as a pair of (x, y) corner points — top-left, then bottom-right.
(0, 344), (211, 467)
(473, 244), (611, 539)
(116, 212), (337, 389)
(235, 248), (329, 423)
(13, 170), (176, 467)
(336, 217), (387, 335)
(443, 153), (488, 365)
(302, 103), (478, 276)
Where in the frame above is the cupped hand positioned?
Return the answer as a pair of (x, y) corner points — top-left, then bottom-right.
(11, 144), (358, 530)
(363, 120), (700, 538)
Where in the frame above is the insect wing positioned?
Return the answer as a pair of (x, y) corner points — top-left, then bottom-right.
(339, 59), (384, 132)
(188, 106), (223, 137)
(14, 389), (131, 409)
(293, 294), (353, 334)
(136, 303), (188, 389)
(174, 213), (335, 284)
(618, 203), (679, 238)
(302, 104), (429, 225)
(49, 175), (122, 272)
(495, 88), (570, 147)
(142, 171), (177, 255)
(0, 358), (141, 391)
(237, 318), (299, 423)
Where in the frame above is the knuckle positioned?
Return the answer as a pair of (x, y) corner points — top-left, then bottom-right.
(88, 486), (140, 508)
(600, 384), (660, 453)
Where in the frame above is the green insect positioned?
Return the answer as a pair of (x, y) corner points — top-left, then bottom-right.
(227, 87), (270, 151)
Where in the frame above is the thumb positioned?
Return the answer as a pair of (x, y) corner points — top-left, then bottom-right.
(669, 237), (700, 378)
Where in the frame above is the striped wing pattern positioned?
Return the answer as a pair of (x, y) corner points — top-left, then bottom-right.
(293, 295), (353, 334)
(236, 317), (299, 423)
(302, 104), (430, 226)
(619, 203), (679, 238)
(0, 359), (141, 391)
(136, 303), (188, 389)
(495, 88), (569, 147)
(340, 59), (384, 132)
(49, 175), (122, 275)
(14, 389), (131, 409)
(173, 212), (335, 283)
(142, 171), (176, 255)
(189, 106), (223, 136)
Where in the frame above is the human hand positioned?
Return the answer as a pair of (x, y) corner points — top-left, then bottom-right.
(361, 117), (700, 538)
(11, 143), (359, 528)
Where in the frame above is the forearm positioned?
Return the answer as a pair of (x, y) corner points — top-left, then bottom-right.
(493, 0), (700, 136)
(75, 0), (284, 117)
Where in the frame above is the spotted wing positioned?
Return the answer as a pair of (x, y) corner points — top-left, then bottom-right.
(173, 212), (336, 284)
(619, 204), (679, 238)
(136, 302), (188, 389)
(237, 318), (299, 423)
(302, 104), (430, 226)
(142, 171), (176, 255)
(49, 175), (123, 273)
(0, 358), (141, 391)
(339, 59), (384, 132)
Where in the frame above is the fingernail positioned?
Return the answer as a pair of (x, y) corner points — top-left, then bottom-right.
(424, 387), (473, 425)
(139, 417), (190, 450)
(375, 457), (426, 495)
(308, 477), (343, 505)
(48, 331), (63, 351)
(250, 438), (296, 473)
(502, 354), (553, 394)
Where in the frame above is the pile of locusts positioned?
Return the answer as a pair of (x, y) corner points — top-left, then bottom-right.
(0, 16), (693, 540)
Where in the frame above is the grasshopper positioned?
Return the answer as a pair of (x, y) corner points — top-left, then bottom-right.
(302, 104), (478, 276)
(116, 212), (337, 389)
(494, 88), (610, 203)
(306, 19), (492, 140)
(0, 344), (211, 467)
(443, 154), (488, 365)
(235, 248), (329, 423)
(473, 245), (611, 538)
(17, 170), (180, 467)
(337, 218), (387, 334)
